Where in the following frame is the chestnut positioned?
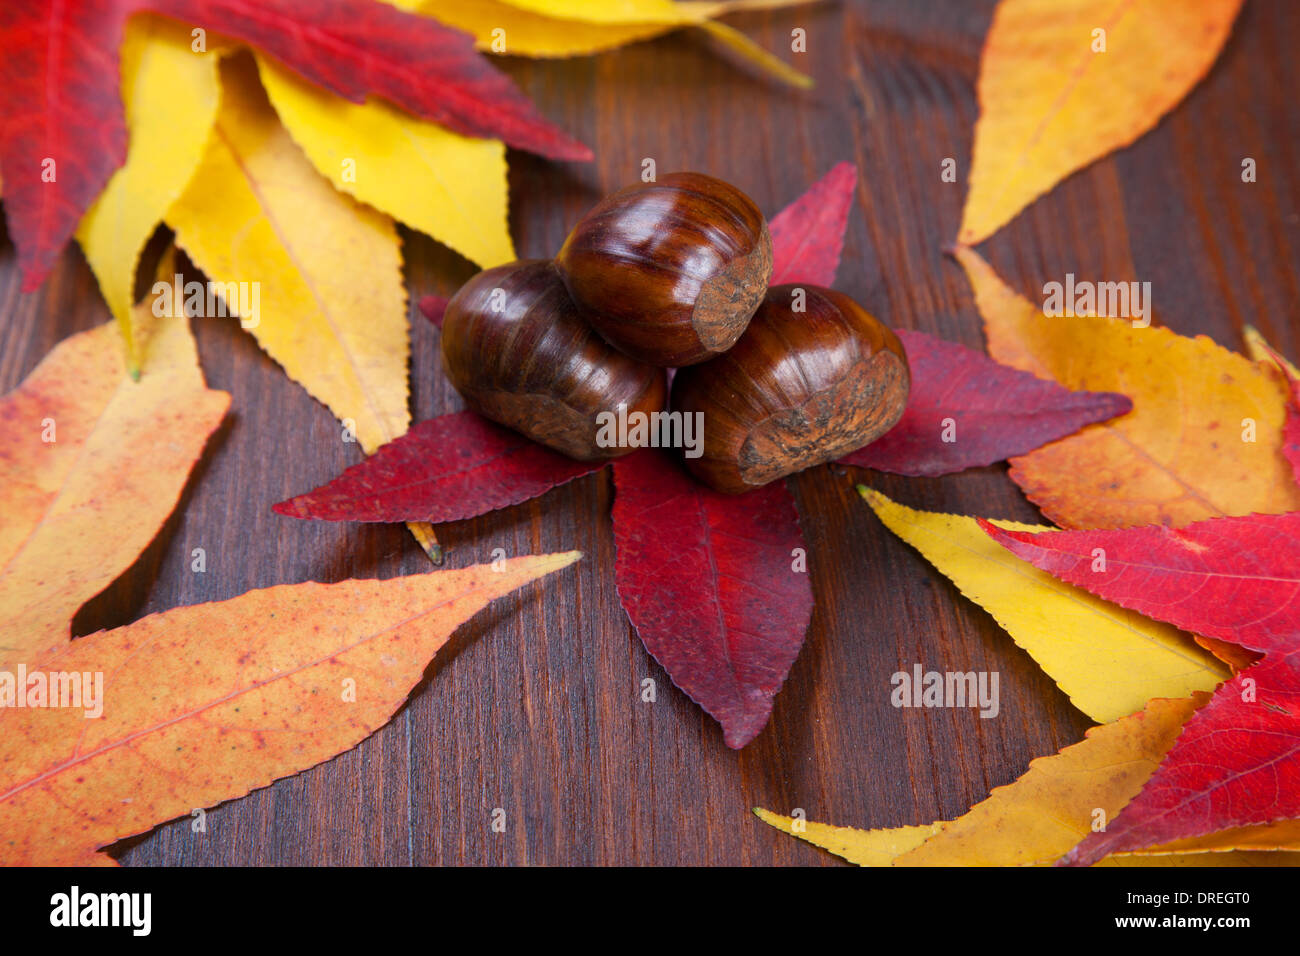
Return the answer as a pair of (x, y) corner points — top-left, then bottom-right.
(440, 259), (666, 460)
(671, 284), (910, 493)
(555, 172), (773, 366)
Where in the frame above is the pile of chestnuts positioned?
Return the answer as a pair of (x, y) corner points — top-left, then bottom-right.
(440, 172), (911, 495)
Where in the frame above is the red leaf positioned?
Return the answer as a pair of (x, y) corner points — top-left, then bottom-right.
(419, 294), (450, 329)
(273, 411), (602, 523)
(768, 161), (856, 285)
(840, 330), (1132, 476)
(611, 448), (813, 748)
(0, 1), (129, 289)
(982, 514), (1300, 864)
(0, 0), (589, 290)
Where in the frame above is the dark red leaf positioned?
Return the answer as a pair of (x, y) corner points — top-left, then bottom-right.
(767, 161), (856, 286)
(611, 448), (813, 748)
(273, 411), (602, 523)
(839, 330), (1133, 476)
(982, 515), (1300, 865)
(0, 0), (589, 289)
(419, 294), (450, 329)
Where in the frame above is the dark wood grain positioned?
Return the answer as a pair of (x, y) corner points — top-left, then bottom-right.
(2, 0), (1296, 866)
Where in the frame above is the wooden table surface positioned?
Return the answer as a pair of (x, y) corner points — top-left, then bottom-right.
(2, 0), (1296, 866)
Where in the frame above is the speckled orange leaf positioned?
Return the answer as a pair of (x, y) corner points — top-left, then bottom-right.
(0, 282), (229, 667)
(954, 246), (1300, 529)
(959, 0), (1243, 244)
(0, 551), (580, 865)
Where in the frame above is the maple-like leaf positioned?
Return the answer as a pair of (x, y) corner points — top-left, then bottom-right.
(756, 697), (1300, 866)
(959, 0), (1243, 245)
(858, 488), (1226, 723)
(983, 514), (1300, 864)
(273, 411), (603, 523)
(0, 296), (582, 865)
(840, 330), (1132, 477)
(955, 245), (1300, 528)
(0, 266), (229, 666)
(0, 0), (589, 290)
(611, 449), (812, 749)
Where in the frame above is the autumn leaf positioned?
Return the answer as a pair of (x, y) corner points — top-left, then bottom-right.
(168, 55), (409, 458)
(954, 245), (1300, 528)
(840, 330), (1132, 477)
(984, 513), (1300, 865)
(0, 269), (229, 667)
(256, 54), (516, 271)
(0, 306), (582, 865)
(273, 411), (603, 523)
(757, 697), (1300, 866)
(1246, 330), (1300, 486)
(0, 551), (580, 865)
(398, 0), (814, 87)
(611, 449), (812, 748)
(0, 0), (589, 292)
(74, 16), (220, 373)
(857, 489), (1227, 723)
(767, 161), (856, 286)
(959, 0), (1243, 245)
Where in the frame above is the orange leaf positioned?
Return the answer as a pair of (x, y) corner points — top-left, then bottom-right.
(0, 297), (229, 665)
(0, 551), (580, 865)
(959, 0), (1243, 245)
(954, 246), (1300, 528)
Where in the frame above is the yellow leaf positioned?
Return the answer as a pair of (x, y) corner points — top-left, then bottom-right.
(954, 245), (1300, 529)
(753, 809), (941, 866)
(255, 55), (514, 270)
(397, 0), (812, 85)
(167, 55), (409, 456)
(859, 488), (1227, 724)
(75, 16), (220, 375)
(1243, 324), (1300, 379)
(0, 254), (229, 666)
(959, 0), (1243, 244)
(497, 0), (695, 23)
(757, 698), (1300, 866)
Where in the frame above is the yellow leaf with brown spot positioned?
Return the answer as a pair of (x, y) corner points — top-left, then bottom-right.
(954, 246), (1300, 529)
(0, 551), (580, 865)
(959, 0), (1243, 244)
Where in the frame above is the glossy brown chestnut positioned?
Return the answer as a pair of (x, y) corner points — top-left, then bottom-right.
(555, 172), (773, 367)
(441, 259), (666, 460)
(671, 284), (910, 493)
